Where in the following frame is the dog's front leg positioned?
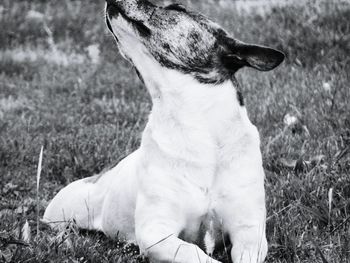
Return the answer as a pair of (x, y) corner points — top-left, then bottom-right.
(216, 169), (268, 263)
(135, 194), (221, 263)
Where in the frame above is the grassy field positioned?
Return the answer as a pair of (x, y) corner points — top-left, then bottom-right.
(0, 0), (349, 262)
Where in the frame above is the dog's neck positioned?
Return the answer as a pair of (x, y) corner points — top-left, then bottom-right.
(140, 65), (258, 161)
(139, 64), (251, 128)
(150, 71), (247, 127)
(131, 55), (245, 122)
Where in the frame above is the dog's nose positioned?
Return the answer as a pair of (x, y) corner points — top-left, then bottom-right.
(105, 0), (157, 23)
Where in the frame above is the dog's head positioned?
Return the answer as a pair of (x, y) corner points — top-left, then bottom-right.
(105, 0), (284, 84)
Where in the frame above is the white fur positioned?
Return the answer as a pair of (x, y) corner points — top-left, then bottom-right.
(44, 14), (268, 263)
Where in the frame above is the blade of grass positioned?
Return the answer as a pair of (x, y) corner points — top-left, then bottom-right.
(36, 146), (44, 236)
(21, 220), (31, 243)
(146, 233), (174, 251)
(328, 187), (333, 226)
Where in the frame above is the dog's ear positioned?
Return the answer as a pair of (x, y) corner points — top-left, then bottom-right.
(221, 40), (285, 72)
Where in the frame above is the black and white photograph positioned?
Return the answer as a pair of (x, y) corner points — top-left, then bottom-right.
(0, 0), (349, 262)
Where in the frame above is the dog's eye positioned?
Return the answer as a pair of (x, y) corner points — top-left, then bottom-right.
(164, 3), (187, 12)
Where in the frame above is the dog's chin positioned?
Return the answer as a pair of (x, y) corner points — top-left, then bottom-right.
(106, 17), (139, 47)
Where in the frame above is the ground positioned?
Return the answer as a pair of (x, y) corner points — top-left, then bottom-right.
(0, 0), (349, 262)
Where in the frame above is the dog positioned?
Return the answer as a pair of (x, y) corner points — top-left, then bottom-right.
(43, 0), (285, 262)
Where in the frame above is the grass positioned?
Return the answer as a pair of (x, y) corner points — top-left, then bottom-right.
(0, 0), (349, 262)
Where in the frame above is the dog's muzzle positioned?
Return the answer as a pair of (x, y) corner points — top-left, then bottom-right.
(105, 0), (152, 38)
